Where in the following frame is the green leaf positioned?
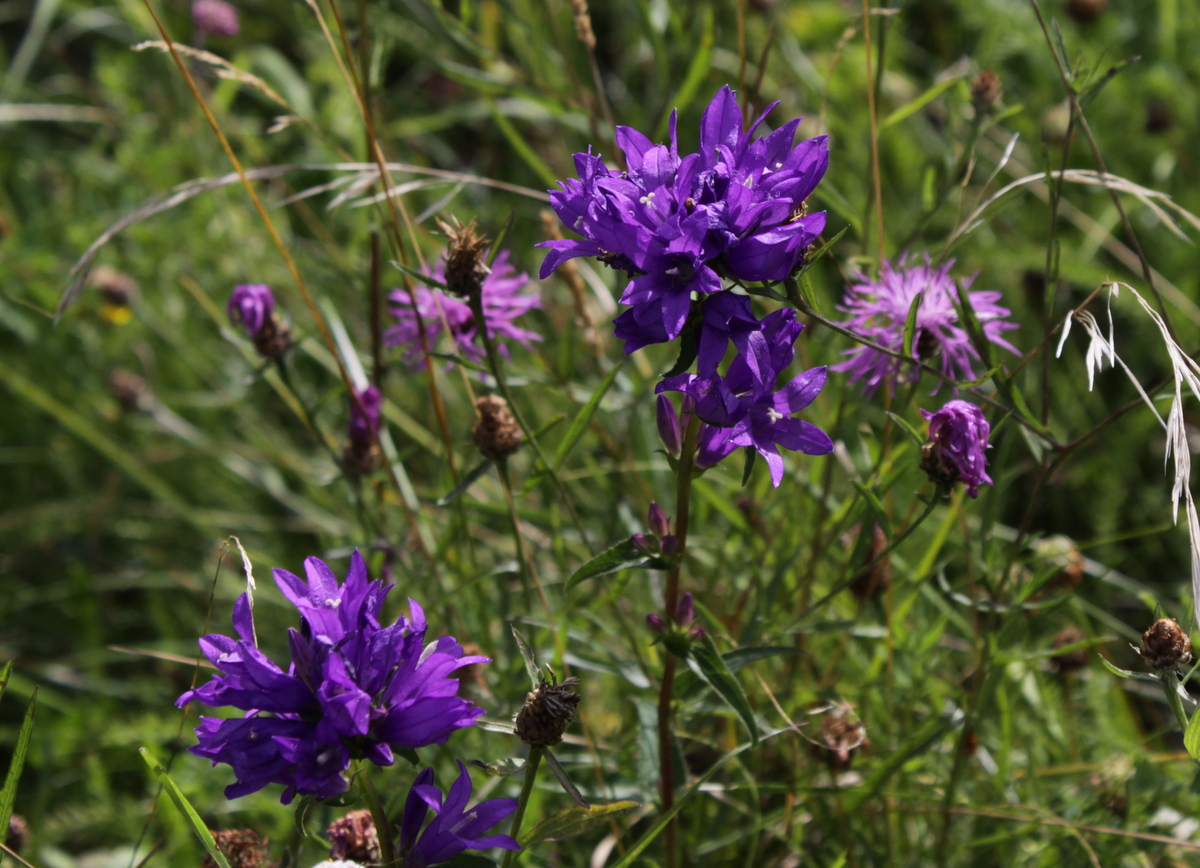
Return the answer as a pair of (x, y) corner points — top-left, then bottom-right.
(953, 283), (995, 369)
(879, 76), (964, 131)
(902, 293), (922, 360)
(519, 801), (639, 847)
(391, 259), (446, 290)
(486, 210), (516, 268)
(886, 412), (925, 448)
(1098, 656), (1159, 682)
(852, 481), (892, 540)
(551, 358), (626, 473)
(793, 225), (849, 282)
(467, 757), (526, 777)
(722, 646), (807, 672)
(427, 352), (492, 374)
(435, 459), (494, 506)
(543, 749), (589, 807)
(653, 6), (713, 140)
(510, 625), (541, 689)
(686, 633), (758, 744)
(0, 660), (11, 706)
(1079, 56), (1141, 110)
(842, 714), (953, 813)
(0, 688), (35, 836)
(741, 446), (757, 486)
(565, 539), (669, 592)
(1185, 703), (1200, 760)
(488, 101), (557, 187)
(139, 748), (233, 868)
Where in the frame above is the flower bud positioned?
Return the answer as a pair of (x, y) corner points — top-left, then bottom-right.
(514, 672), (581, 749)
(1138, 618), (1192, 671)
(920, 400), (992, 497)
(673, 592), (695, 629)
(657, 394), (682, 457)
(969, 70), (1002, 114)
(1050, 627), (1088, 674)
(342, 385), (384, 476)
(631, 534), (654, 554)
(660, 534), (679, 559)
(646, 613), (666, 633)
(647, 501), (670, 538)
(472, 395), (523, 461)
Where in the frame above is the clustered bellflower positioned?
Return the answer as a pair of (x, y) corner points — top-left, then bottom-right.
(542, 86), (834, 485)
(399, 761), (520, 866)
(386, 250), (542, 367)
(920, 399), (992, 497)
(833, 254), (1019, 396)
(177, 551), (487, 804)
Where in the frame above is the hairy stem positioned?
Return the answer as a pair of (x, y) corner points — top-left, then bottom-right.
(500, 748), (543, 868)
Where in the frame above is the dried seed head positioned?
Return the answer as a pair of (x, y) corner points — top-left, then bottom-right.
(566, 0), (596, 50)
(6, 815), (29, 854)
(472, 396), (522, 461)
(1051, 627), (1088, 673)
(439, 218), (489, 301)
(514, 671), (581, 749)
(252, 316), (291, 360)
(810, 703), (868, 771)
(109, 368), (147, 411)
(201, 830), (269, 868)
(1138, 618), (1193, 671)
(969, 70), (1002, 113)
(89, 265), (138, 306)
(327, 810), (381, 866)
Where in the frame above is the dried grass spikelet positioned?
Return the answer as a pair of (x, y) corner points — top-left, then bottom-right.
(472, 395), (522, 461)
(438, 217), (489, 301)
(202, 829), (269, 868)
(1138, 618), (1193, 671)
(806, 701), (868, 771)
(566, 0), (597, 50)
(327, 809), (381, 866)
(514, 669), (581, 749)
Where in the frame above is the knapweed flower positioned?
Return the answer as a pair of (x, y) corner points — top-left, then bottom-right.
(399, 761), (519, 865)
(833, 254), (1018, 396)
(177, 552), (488, 803)
(386, 251), (541, 366)
(192, 0), (239, 35)
(228, 283), (290, 358)
(919, 400), (992, 497)
(343, 385), (383, 475)
(539, 85), (828, 355)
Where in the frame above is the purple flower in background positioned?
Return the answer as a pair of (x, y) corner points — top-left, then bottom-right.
(227, 284), (273, 340)
(540, 85), (828, 356)
(177, 552), (488, 803)
(399, 761), (519, 866)
(347, 385), (382, 452)
(386, 251), (541, 366)
(920, 400), (992, 497)
(192, 0), (239, 36)
(833, 254), (1018, 396)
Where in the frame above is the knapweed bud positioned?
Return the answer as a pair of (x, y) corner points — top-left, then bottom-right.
(192, 0), (240, 35)
(327, 810), (381, 866)
(970, 70), (1002, 114)
(439, 218), (488, 301)
(919, 400), (992, 497)
(201, 830), (268, 868)
(228, 284), (290, 359)
(648, 502), (670, 538)
(514, 671), (581, 749)
(6, 815), (28, 854)
(342, 385), (384, 476)
(656, 394), (682, 457)
(1138, 618), (1192, 671)
(472, 395), (522, 461)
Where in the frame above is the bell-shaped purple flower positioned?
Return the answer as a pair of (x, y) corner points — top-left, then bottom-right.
(920, 400), (992, 497)
(227, 284), (274, 340)
(399, 761), (519, 866)
(178, 552), (488, 804)
(657, 394), (682, 457)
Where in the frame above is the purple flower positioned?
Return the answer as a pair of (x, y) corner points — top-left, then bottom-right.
(192, 0), (239, 35)
(920, 400), (992, 497)
(347, 385), (382, 452)
(177, 552), (488, 804)
(386, 251), (541, 367)
(832, 254), (1019, 396)
(227, 284), (274, 340)
(399, 761), (519, 866)
(540, 85), (828, 356)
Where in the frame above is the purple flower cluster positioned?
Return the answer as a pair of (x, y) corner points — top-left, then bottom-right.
(227, 283), (274, 340)
(656, 309), (833, 487)
(192, 0), (239, 36)
(177, 552), (487, 804)
(539, 85), (828, 355)
(400, 761), (520, 866)
(833, 254), (1018, 396)
(920, 400), (992, 497)
(386, 250), (541, 367)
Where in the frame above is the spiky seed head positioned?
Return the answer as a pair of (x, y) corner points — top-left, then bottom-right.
(201, 830), (269, 868)
(439, 218), (489, 301)
(327, 810), (381, 866)
(514, 673), (581, 749)
(1138, 618), (1193, 671)
(252, 316), (291, 360)
(472, 396), (522, 461)
(811, 704), (868, 771)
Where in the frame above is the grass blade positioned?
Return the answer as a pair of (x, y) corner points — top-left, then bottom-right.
(138, 748), (233, 868)
(0, 688), (36, 835)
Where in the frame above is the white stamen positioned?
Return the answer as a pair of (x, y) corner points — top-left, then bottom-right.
(766, 407), (785, 424)
(573, 216), (584, 231)
(665, 267), (680, 276)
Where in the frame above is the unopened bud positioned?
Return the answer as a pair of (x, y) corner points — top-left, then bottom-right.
(660, 534), (680, 558)
(1138, 618), (1192, 671)
(109, 368), (147, 411)
(674, 592), (695, 629)
(1051, 627), (1088, 673)
(631, 533), (654, 554)
(648, 501), (670, 538)
(1067, 0), (1106, 23)
(970, 70), (1002, 113)
(514, 672), (581, 749)
(201, 830), (268, 868)
(657, 394), (682, 457)
(472, 395), (523, 461)
(646, 613), (666, 634)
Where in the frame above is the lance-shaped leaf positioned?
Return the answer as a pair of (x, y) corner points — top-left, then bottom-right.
(0, 687), (35, 837)
(543, 749), (589, 807)
(511, 625), (541, 689)
(520, 801), (639, 847)
(468, 757), (527, 777)
(565, 539), (672, 592)
(139, 748), (232, 868)
(686, 634), (758, 744)
(435, 459), (493, 507)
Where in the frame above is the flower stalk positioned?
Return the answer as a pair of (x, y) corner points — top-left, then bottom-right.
(356, 764), (397, 868)
(499, 748), (542, 868)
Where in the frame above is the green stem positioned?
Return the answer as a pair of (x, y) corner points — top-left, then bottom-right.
(496, 457), (552, 619)
(1162, 671), (1191, 734)
(500, 748), (543, 868)
(356, 763), (396, 867)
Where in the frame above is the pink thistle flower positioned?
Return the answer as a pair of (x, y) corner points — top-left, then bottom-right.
(192, 0), (239, 36)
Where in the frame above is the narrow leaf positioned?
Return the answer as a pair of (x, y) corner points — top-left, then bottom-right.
(1098, 656), (1159, 682)
(519, 801), (639, 847)
(723, 646), (807, 672)
(0, 689), (35, 835)
(902, 293), (922, 360)
(139, 748), (233, 868)
(435, 459), (493, 507)
(886, 412), (924, 448)
(552, 358), (626, 473)
(686, 633), (758, 744)
(793, 225), (849, 282)
(391, 259), (444, 289)
(543, 749), (589, 807)
(741, 446), (757, 486)
(467, 757), (526, 777)
(843, 714), (952, 813)
(880, 76), (963, 130)
(565, 539), (668, 592)
(1079, 56), (1140, 110)
(427, 352), (492, 374)
(486, 210), (516, 268)
(852, 481), (893, 539)
(0, 660), (11, 706)
(510, 625), (541, 690)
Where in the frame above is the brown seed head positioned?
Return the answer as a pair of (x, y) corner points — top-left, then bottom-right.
(6, 815), (29, 854)
(1051, 627), (1088, 673)
(252, 316), (291, 360)
(514, 673), (581, 749)
(201, 830), (269, 868)
(109, 368), (147, 411)
(439, 218), (489, 301)
(970, 70), (1002, 112)
(1067, 0), (1106, 23)
(342, 441), (384, 477)
(90, 265), (139, 306)
(327, 810), (381, 866)
(809, 703), (868, 771)
(1139, 618), (1193, 671)
(472, 396), (523, 461)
